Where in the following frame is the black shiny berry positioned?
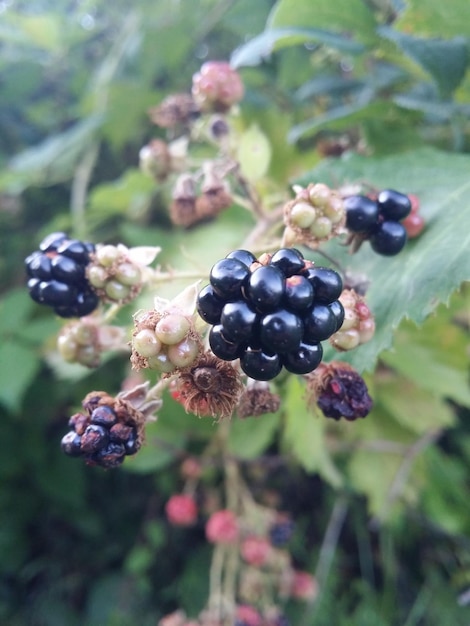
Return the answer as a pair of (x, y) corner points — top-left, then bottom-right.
(80, 424), (109, 453)
(91, 442), (126, 468)
(74, 289), (100, 316)
(246, 265), (285, 312)
(39, 232), (68, 252)
(284, 274), (314, 312)
(51, 255), (85, 285)
(344, 195), (379, 233)
(303, 266), (342, 304)
(25, 252), (52, 280)
(260, 309), (303, 354)
(303, 304), (338, 342)
(240, 348), (282, 381)
(27, 278), (42, 303)
(377, 189), (411, 221)
(225, 249), (256, 267)
(282, 341), (323, 375)
(370, 221), (407, 256)
(57, 239), (93, 263)
(210, 258), (250, 299)
(61, 431), (83, 457)
(90, 405), (117, 427)
(39, 280), (76, 306)
(197, 284), (225, 324)
(124, 431), (140, 456)
(209, 325), (245, 361)
(220, 300), (257, 342)
(328, 300), (345, 332)
(270, 248), (304, 277)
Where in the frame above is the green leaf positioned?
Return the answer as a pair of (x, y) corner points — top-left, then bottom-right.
(303, 148), (470, 371)
(283, 377), (343, 487)
(0, 341), (40, 412)
(0, 288), (34, 335)
(237, 124), (272, 181)
(228, 412), (281, 459)
(267, 0), (378, 45)
(231, 27), (364, 68)
(379, 27), (469, 96)
(396, 0), (470, 38)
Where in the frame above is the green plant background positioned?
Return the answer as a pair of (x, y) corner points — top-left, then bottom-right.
(1, 0), (470, 624)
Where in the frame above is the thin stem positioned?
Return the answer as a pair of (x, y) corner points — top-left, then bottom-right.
(70, 142), (99, 240)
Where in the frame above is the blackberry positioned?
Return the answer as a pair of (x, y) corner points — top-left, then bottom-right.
(197, 248), (343, 381)
(377, 189), (411, 221)
(61, 431), (82, 457)
(90, 442), (126, 468)
(25, 232), (99, 318)
(370, 221), (407, 256)
(344, 195), (379, 233)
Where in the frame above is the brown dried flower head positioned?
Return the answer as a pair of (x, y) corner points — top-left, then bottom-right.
(237, 381), (281, 418)
(170, 174), (199, 227)
(306, 361), (372, 421)
(175, 352), (243, 419)
(148, 93), (200, 129)
(139, 139), (172, 181)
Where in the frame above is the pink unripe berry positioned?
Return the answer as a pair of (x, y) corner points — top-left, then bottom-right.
(403, 212), (425, 238)
(205, 509), (239, 544)
(180, 456), (203, 479)
(165, 494), (198, 527)
(291, 570), (319, 601)
(192, 61), (244, 112)
(235, 605), (263, 626)
(240, 536), (272, 567)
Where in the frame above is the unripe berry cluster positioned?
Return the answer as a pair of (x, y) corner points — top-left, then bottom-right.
(57, 318), (101, 368)
(61, 391), (144, 468)
(25, 232), (99, 318)
(284, 183), (346, 246)
(131, 309), (202, 374)
(192, 61), (244, 113)
(87, 244), (144, 304)
(344, 189), (412, 255)
(197, 248), (344, 381)
(330, 289), (375, 351)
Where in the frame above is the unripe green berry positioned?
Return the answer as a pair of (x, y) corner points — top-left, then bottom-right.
(332, 329), (360, 351)
(88, 265), (108, 288)
(147, 351), (177, 373)
(104, 280), (131, 301)
(155, 314), (191, 345)
(340, 308), (358, 331)
(309, 183), (330, 208)
(71, 324), (95, 346)
(115, 262), (141, 286)
(76, 345), (98, 367)
(133, 328), (162, 358)
(58, 335), (78, 362)
(167, 337), (200, 368)
(324, 197), (344, 224)
(359, 318), (375, 343)
(290, 202), (316, 229)
(310, 217), (332, 238)
(96, 245), (120, 267)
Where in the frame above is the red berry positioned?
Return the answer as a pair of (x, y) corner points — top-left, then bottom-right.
(408, 193), (420, 214)
(240, 536), (272, 567)
(402, 212), (425, 238)
(205, 509), (239, 544)
(235, 605), (263, 626)
(165, 494), (198, 527)
(290, 570), (319, 601)
(192, 61), (244, 112)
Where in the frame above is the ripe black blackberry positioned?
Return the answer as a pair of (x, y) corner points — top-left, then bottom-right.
(197, 248), (344, 381)
(25, 232), (99, 317)
(344, 189), (412, 257)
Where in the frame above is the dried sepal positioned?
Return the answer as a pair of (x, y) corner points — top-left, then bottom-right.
(237, 381), (281, 418)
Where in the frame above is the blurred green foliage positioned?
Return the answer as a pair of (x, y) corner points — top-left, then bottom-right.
(1, 0), (470, 624)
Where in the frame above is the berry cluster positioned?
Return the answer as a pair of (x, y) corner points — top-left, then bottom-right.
(25, 232), (99, 318)
(344, 189), (412, 255)
(197, 248), (344, 381)
(61, 392), (142, 468)
(131, 310), (201, 374)
(284, 183), (345, 246)
(330, 289), (375, 351)
(87, 244), (143, 304)
(191, 60), (244, 113)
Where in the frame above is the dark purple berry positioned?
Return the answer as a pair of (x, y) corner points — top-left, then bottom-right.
(260, 309), (303, 354)
(209, 325), (245, 361)
(225, 249), (256, 266)
(80, 424), (109, 453)
(61, 431), (83, 457)
(328, 300), (345, 332)
(269, 518), (295, 546)
(282, 341), (322, 375)
(57, 239), (92, 263)
(74, 289), (99, 316)
(240, 348), (282, 381)
(210, 258), (250, 299)
(91, 442), (126, 468)
(303, 266), (342, 304)
(90, 405), (117, 427)
(246, 265), (285, 312)
(370, 221), (407, 256)
(377, 189), (411, 221)
(27, 278), (42, 303)
(39, 232), (68, 252)
(220, 300), (257, 342)
(344, 195), (379, 233)
(284, 274), (314, 311)
(124, 432), (140, 455)
(51, 255), (85, 285)
(270, 248), (304, 277)
(303, 304), (337, 342)
(197, 284), (225, 324)
(317, 366), (372, 421)
(39, 280), (76, 306)
(109, 422), (133, 443)
(25, 252), (52, 279)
